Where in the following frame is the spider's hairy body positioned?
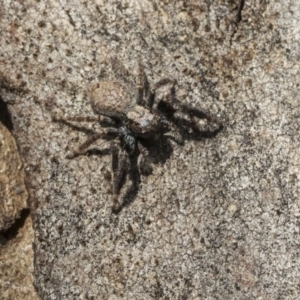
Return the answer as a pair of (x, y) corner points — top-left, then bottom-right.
(53, 58), (223, 213)
(90, 81), (161, 138)
(89, 81), (132, 118)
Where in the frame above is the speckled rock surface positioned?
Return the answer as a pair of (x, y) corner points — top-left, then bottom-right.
(0, 0), (300, 299)
(0, 210), (39, 300)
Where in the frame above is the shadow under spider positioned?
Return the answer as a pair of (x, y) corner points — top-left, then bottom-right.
(110, 135), (175, 214)
(111, 122), (221, 214)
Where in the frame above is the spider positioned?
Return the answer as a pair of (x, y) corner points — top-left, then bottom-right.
(52, 58), (223, 213)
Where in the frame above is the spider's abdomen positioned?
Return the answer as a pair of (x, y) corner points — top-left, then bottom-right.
(127, 105), (160, 138)
(88, 81), (131, 118)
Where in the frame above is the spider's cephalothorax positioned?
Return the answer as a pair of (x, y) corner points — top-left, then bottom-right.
(53, 58), (223, 213)
(126, 105), (161, 138)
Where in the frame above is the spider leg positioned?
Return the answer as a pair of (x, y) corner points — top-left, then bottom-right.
(159, 92), (223, 130)
(111, 143), (130, 213)
(134, 59), (175, 108)
(135, 59), (145, 106)
(178, 103), (223, 128)
(147, 78), (175, 109)
(66, 128), (119, 159)
(111, 140), (119, 176)
(137, 142), (153, 175)
(52, 115), (116, 127)
(161, 119), (184, 145)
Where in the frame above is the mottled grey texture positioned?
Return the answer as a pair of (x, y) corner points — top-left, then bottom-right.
(1, 0), (300, 299)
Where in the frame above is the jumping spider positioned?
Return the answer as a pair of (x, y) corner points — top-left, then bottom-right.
(53, 58), (223, 213)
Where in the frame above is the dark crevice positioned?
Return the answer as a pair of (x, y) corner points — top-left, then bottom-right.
(0, 208), (30, 244)
(0, 95), (13, 130)
(236, 0), (245, 24)
(230, 0), (245, 45)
